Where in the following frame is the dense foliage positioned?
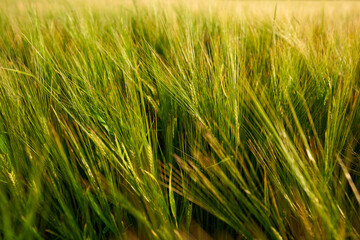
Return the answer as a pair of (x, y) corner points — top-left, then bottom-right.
(1, 1), (360, 239)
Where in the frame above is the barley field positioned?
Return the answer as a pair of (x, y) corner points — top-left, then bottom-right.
(1, 0), (360, 239)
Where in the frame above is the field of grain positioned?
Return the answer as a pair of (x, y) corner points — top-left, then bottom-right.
(1, 1), (360, 239)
